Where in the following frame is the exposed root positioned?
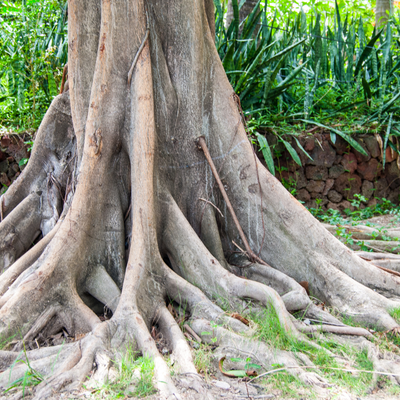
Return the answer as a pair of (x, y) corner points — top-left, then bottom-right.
(293, 319), (372, 337)
(13, 305), (62, 352)
(330, 334), (400, 387)
(32, 336), (97, 399)
(356, 251), (400, 260)
(0, 222), (59, 297)
(84, 352), (116, 390)
(2, 1), (400, 399)
(349, 240), (400, 253)
(85, 264), (121, 313)
(356, 251), (400, 274)
(0, 342), (80, 392)
(164, 193), (299, 334)
(231, 260), (311, 311)
(190, 318), (329, 387)
(157, 306), (197, 375)
(0, 193), (42, 271)
(163, 262), (250, 334)
(302, 303), (350, 326)
(323, 223), (400, 242)
(0, 344), (74, 371)
(118, 314), (180, 399)
(163, 191), (384, 344)
(183, 324), (202, 342)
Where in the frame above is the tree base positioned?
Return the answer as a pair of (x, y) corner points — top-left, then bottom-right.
(1, 0), (400, 398)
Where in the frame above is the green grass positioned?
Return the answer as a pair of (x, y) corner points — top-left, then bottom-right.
(213, 299), (380, 395)
(193, 343), (214, 380)
(5, 341), (44, 398)
(247, 304), (378, 396)
(308, 195), (400, 250)
(260, 372), (310, 399)
(94, 348), (156, 399)
(0, 334), (16, 350)
(389, 307), (400, 323)
(310, 196), (400, 225)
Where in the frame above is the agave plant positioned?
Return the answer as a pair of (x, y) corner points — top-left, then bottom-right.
(215, 0), (400, 173)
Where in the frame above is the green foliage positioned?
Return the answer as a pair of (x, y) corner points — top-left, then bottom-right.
(309, 195), (400, 249)
(131, 356), (156, 398)
(310, 195), (400, 223)
(5, 343), (43, 398)
(249, 305), (375, 395)
(215, 1), (400, 173)
(94, 348), (156, 399)
(0, 0), (68, 130)
(389, 307), (400, 323)
(193, 343), (214, 378)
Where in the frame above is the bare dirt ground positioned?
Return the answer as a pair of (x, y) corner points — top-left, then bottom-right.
(32, 378), (399, 400)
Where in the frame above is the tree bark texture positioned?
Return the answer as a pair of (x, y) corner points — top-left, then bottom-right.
(0, 0), (400, 398)
(375, 0), (393, 28)
(225, 0), (258, 28)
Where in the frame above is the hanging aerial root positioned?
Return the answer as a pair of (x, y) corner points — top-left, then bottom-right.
(127, 7), (149, 86)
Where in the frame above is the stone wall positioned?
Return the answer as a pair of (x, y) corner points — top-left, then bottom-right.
(264, 132), (400, 211)
(1, 131), (399, 212)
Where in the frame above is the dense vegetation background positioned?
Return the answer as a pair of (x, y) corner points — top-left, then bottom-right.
(0, 0), (67, 130)
(1, 0), (400, 176)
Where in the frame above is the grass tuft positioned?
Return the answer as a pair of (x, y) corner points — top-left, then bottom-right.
(94, 347), (156, 399)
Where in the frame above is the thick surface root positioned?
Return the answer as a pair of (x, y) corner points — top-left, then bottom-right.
(190, 318), (329, 388)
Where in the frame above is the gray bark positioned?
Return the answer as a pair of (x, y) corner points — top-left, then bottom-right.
(375, 0), (393, 28)
(0, 0), (399, 398)
(225, 0), (258, 29)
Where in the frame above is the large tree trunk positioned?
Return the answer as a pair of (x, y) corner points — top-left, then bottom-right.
(0, 0), (400, 398)
(375, 0), (393, 28)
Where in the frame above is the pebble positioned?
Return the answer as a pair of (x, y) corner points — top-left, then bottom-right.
(212, 380), (231, 390)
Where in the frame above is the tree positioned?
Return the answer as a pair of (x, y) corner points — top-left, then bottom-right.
(0, 0), (400, 398)
(375, 0), (393, 27)
(225, 0), (258, 28)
